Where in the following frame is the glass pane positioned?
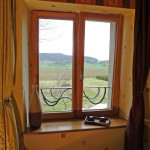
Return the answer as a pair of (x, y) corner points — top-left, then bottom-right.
(39, 19), (73, 112)
(82, 20), (116, 111)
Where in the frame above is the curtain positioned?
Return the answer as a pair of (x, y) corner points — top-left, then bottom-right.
(0, 0), (19, 150)
(125, 0), (150, 150)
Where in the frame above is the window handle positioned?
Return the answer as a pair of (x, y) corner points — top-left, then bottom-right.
(80, 67), (84, 80)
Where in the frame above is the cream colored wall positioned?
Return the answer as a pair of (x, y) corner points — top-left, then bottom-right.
(24, 128), (125, 150)
(13, 0), (150, 149)
(22, 0), (29, 127)
(24, 0), (135, 121)
(21, 1), (135, 149)
(14, 0), (135, 131)
(119, 12), (135, 119)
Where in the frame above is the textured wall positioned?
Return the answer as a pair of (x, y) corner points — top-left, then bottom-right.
(24, 128), (125, 150)
(25, 0), (135, 120)
(23, 1), (134, 149)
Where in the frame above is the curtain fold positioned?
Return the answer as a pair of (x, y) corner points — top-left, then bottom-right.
(0, 0), (19, 149)
(125, 0), (150, 150)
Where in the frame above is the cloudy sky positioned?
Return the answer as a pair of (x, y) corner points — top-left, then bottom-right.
(39, 19), (110, 61)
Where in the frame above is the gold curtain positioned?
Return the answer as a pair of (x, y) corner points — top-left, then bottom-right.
(0, 0), (19, 149)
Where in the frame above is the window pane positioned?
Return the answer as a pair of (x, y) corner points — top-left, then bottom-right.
(39, 19), (73, 112)
(82, 20), (116, 111)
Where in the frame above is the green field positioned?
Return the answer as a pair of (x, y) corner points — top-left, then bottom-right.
(39, 60), (110, 112)
(39, 61), (108, 69)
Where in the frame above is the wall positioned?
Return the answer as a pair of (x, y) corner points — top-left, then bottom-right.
(11, 0), (149, 149)
(24, 128), (125, 150)
(119, 10), (134, 119)
(22, 1), (135, 149)
(22, 0), (29, 128)
(12, 2), (137, 150)
(25, 0), (135, 121)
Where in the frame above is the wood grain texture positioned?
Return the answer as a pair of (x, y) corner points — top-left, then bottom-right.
(26, 118), (127, 134)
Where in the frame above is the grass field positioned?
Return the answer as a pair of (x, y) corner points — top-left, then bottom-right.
(39, 61), (110, 112)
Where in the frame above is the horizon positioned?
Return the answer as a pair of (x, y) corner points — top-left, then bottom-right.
(39, 52), (109, 62)
(39, 19), (110, 61)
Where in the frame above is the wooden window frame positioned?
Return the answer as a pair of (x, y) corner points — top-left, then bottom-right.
(76, 12), (123, 118)
(29, 11), (78, 120)
(29, 11), (123, 121)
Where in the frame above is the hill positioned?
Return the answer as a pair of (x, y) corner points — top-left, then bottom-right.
(39, 53), (99, 64)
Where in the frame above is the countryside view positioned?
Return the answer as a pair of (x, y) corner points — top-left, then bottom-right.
(38, 19), (113, 112)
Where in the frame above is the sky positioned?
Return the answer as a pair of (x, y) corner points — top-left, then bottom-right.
(39, 19), (110, 61)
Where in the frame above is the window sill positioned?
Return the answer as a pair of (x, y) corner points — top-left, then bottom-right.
(25, 117), (127, 135)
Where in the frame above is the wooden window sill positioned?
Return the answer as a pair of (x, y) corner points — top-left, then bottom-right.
(25, 117), (127, 135)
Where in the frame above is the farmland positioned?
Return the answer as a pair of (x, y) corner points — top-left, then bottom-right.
(39, 53), (110, 112)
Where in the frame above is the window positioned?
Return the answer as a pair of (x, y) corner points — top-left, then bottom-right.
(29, 11), (123, 120)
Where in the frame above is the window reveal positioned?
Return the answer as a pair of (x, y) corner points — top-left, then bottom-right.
(29, 11), (123, 120)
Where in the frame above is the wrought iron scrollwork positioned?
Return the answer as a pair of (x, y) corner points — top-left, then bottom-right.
(83, 87), (107, 105)
(41, 87), (72, 107)
(40, 86), (111, 108)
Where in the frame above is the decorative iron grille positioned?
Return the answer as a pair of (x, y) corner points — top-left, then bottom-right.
(40, 86), (111, 111)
